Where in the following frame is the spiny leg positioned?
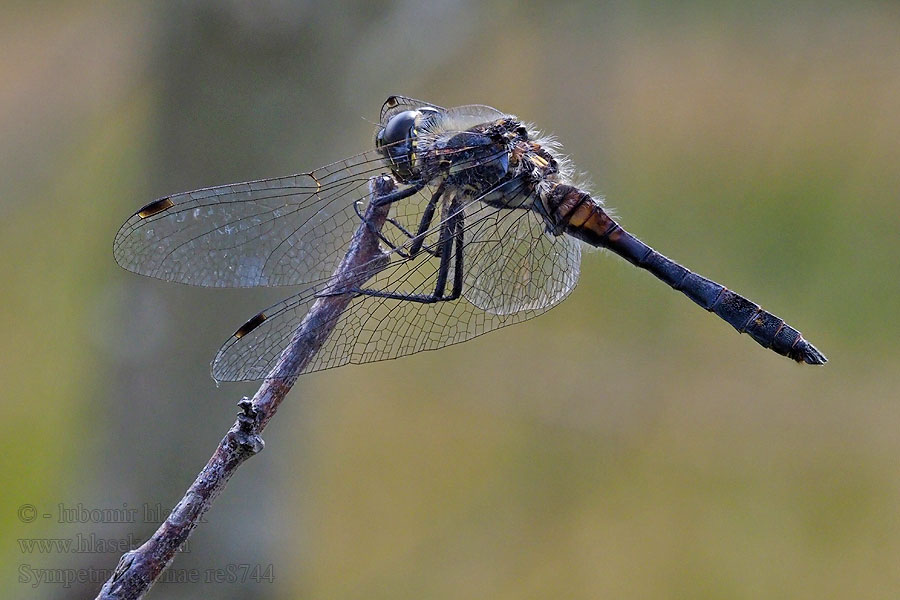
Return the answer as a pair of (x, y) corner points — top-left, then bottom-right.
(369, 180), (426, 208)
(352, 180), (427, 256)
(357, 181), (445, 259)
(448, 203), (465, 300)
(350, 197), (465, 304)
(408, 181), (446, 257)
(428, 198), (457, 299)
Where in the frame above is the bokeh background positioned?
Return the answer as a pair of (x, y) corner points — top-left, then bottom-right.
(3, 1), (899, 598)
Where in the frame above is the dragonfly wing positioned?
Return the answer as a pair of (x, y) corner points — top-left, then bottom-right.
(213, 259), (555, 381)
(461, 188), (581, 315)
(212, 186), (581, 382)
(113, 149), (399, 288)
(213, 288), (331, 382)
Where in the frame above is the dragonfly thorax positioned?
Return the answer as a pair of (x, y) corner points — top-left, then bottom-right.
(433, 130), (511, 191)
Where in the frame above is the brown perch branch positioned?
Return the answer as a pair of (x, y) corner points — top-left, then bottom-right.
(97, 176), (397, 599)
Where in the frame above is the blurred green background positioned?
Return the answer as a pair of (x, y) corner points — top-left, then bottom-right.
(3, 1), (898, 598)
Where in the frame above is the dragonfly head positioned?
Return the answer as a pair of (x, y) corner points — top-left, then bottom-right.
(376, 107), (440, 182)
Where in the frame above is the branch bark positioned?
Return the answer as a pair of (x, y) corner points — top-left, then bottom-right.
(97, 176), (397, 599)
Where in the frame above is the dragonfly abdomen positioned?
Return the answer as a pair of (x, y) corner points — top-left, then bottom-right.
(541, 183), (827, 364)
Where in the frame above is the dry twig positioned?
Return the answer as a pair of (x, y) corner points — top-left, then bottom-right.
(97, 176), (397, 599)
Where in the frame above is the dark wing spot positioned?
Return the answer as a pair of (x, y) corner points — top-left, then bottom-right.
(137, 197), (175, 218)
(385, 96), (399, 108)
(233, 312), (267, 339)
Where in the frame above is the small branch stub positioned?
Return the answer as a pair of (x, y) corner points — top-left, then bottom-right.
(233, 397), (264, 453)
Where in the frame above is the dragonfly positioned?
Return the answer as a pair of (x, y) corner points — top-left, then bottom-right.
(114, 95), (826, 381)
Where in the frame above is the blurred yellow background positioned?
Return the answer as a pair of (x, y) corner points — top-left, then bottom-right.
(2, 2), (898, 598)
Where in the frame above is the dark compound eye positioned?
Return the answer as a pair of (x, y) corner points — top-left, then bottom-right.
(376, 110), (419, 149)
(376, 109), (438, 182)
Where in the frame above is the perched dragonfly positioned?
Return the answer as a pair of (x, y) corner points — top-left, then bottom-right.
(114, 95), (826, 381)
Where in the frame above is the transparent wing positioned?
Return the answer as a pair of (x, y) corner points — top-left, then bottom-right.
(113, 131), (504, 289)
(212, 185), (582, 382)
(113, 149), (398, 287)
(461, 187), (581, 315)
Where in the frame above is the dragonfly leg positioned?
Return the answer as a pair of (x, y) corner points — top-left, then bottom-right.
(350, 180), (429, 258)
(376, 182), (446, 258)
(347, 196), (465, 304)
(354, 180), (444, 259)
(447, 202), (464, 300)
(369, 181), (426, 207)
(407, 181), (446, 258)
(353, 201), (413, 258)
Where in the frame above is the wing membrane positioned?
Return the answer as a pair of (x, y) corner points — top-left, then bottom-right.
(213, 184), (582, 382)
(114, 135), (499, 289)
(461, 186), (581, 315)
(113, 149), (400, 287)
